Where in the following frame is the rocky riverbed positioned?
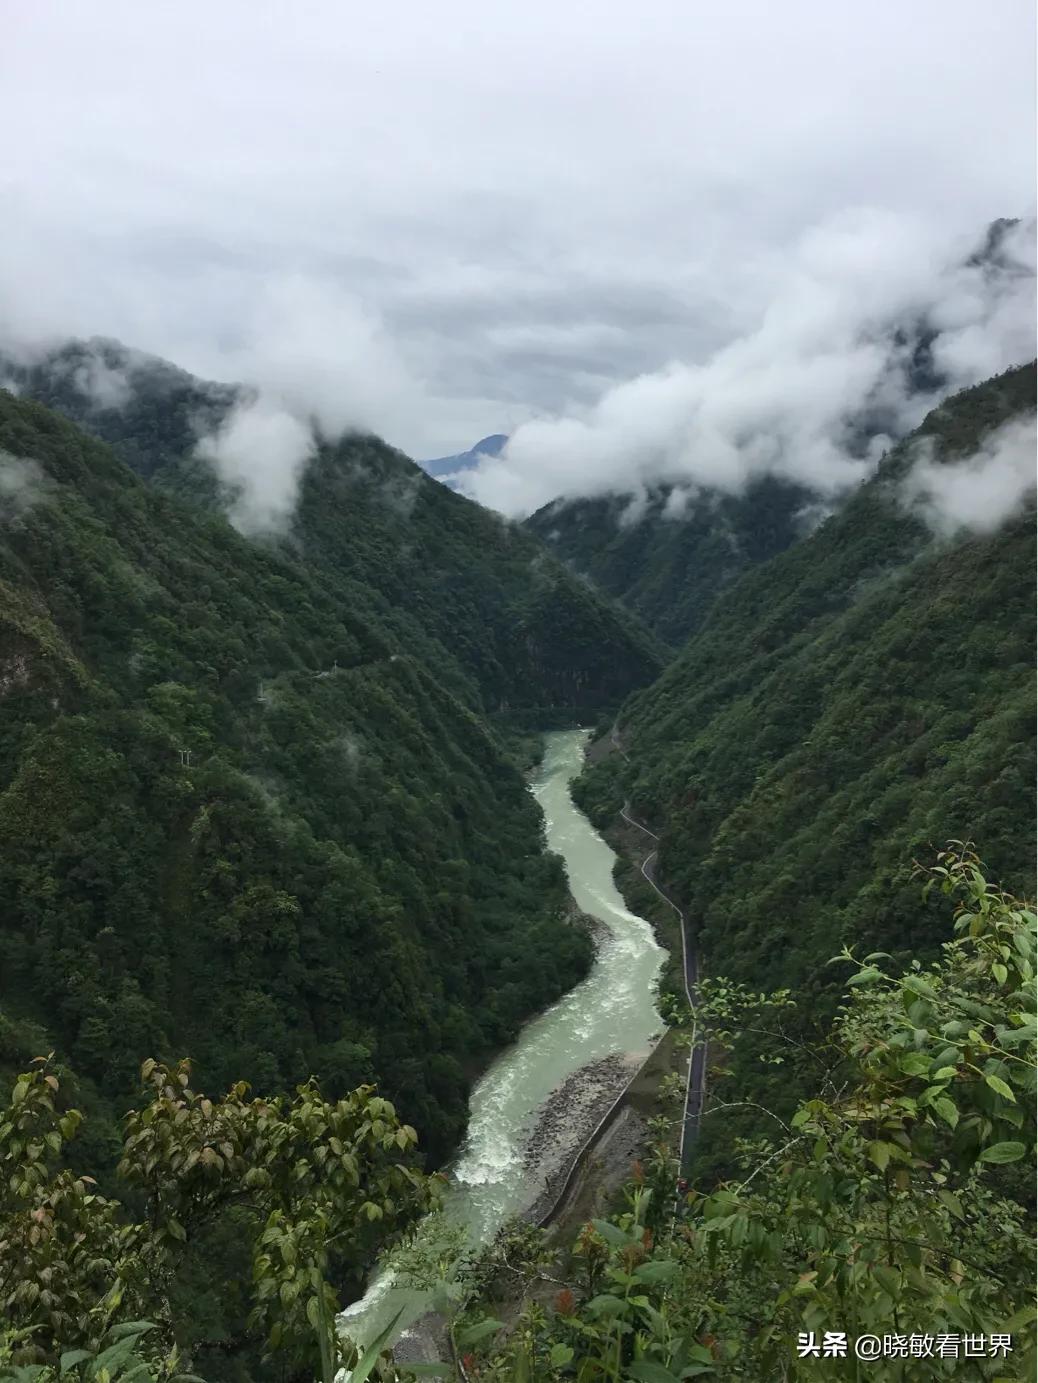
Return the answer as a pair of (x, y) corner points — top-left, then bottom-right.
(522, 1051), (642, 1223)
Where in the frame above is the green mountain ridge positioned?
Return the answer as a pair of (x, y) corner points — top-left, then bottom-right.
(2, 337), (666, 716)
(526, 473), (817, 646)
(575, 362), (1036, 1161)
(0, 383), (659, 1178)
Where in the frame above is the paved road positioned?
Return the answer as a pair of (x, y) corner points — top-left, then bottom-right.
(619, 799), (706, 1174)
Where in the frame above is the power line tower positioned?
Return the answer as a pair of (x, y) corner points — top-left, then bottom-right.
(178, 748), (193, 769)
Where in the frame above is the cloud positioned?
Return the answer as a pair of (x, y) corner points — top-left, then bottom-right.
(900, 416), (1037, 536)
(69, 349), (133, 410)
(0, 452), (47, 521)
(0, 1), (1033, 467)
(194, 397), (314, 535)
(456, 214), (1036, 515)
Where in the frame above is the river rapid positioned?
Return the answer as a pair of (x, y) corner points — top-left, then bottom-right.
(339, 728), (664, 1353)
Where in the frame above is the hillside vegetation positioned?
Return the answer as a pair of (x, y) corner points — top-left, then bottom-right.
(576, 363), (1036, 1161)
(3, 851), (1033, 1382)
(2, 339), (665, 717)
(0, 389), (626, 1166)
(526, 475), (814, 646)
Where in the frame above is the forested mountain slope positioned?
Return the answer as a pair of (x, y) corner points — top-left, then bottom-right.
(0, 337), (239, 481)
(577, 364), (1036, 1148)
(526, 475), (815, 646)
(0, 390), (621, 1173)
(2, 340), (665, 717)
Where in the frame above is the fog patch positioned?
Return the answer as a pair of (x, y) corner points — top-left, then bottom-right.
(0, 452), (47, 521)
(458, 214), (1036, 516)
(901, 416), (1037, 537)
(194, 396), (315, 535)
(336, 733), (363, 776)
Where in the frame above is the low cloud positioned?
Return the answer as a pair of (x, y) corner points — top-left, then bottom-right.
(0, 452), (47, 521)
(69, 348), (134, 411)
(457, 214), (1036, 517)
(900, 415), (1037, 537)
(194, 397), (315, 535)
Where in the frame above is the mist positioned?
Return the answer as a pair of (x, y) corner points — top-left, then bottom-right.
(901, 416), (1038, 537)
(455, 214), (1036, 517)
(0, 452), (47, 522)
(194, 397), (314, 535)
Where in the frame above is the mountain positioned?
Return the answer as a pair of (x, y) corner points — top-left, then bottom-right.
(0, 336), (240, 481)
(575, 363), (1036, 1162)
(527, 475), (816, 646)
(0, 364), (668, 1183)
(1, 344), (664, 719)
(421, 432), (508, 480)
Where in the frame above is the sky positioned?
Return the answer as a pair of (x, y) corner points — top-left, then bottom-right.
(2, 1), (1035, 514)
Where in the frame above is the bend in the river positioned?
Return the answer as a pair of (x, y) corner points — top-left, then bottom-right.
(339, 728), (664, 1351)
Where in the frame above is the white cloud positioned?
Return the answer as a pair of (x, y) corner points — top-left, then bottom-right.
(0, 452), (47, 521)
(457, 214), (1035, 515)
(194, 398), (314, 535)
(901, 416), (1037, 537)
(70, 351), (133, 410)
(0, 1), (1033, 466)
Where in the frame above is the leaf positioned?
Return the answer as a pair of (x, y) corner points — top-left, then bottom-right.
(591, 1217), (634, 1247)
(549, 1344), (574, 1367)
(898, 1052), (931, 1077)
(873, 1265), (901, 1299)
(903, 975), (938, 1001)
(848, 968), (882, 986)
(60, 1351), (93, 1374)
(938, 1189), (965, 1222)
(984, 1074), (1016, 1102)
(627, 1364), (682, 1383)
(585, 1293), (628, 1317)
(978, 1141), (1026, 1164)
(107, 1323), (158, 1342)
(933, 1097), (959, 1128)
(456, 1318), (504, 1348)
(866, 1141), (890, 1172)
(88, 1336), (143, 1378)
(343, 1307), (403, 1383)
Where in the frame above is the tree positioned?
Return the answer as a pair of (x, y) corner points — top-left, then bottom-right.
(0, 1060), (436, 1377)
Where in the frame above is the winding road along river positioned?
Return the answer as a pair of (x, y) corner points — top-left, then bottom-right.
(340, 728), (664, 1352)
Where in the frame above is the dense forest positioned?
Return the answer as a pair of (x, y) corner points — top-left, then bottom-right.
(3, 850), (1034, 1381)
(576, 363), (1036, 1168)
(1, 339), (665, 717)
(0, 382), (661, 1370)
(526, 475), (814, 646)
(0, 343), (1032, 1380)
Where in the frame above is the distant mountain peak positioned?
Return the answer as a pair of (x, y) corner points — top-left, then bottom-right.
(421, 433), (508, 481)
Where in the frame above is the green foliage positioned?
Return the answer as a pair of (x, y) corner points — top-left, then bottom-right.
(577, 364), (1036, 1170)
(526, 475), (813, 646)
(0, 387), (607, 1163)
(466, 854), (1036, 1380)
(0, 1060), (434, 1378)
(0, 375), (663, 1371)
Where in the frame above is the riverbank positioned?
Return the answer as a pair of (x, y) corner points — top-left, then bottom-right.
(523, 1051), (642, 1223)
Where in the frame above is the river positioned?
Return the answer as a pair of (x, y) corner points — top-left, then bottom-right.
(339, 727), (664, 1353)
